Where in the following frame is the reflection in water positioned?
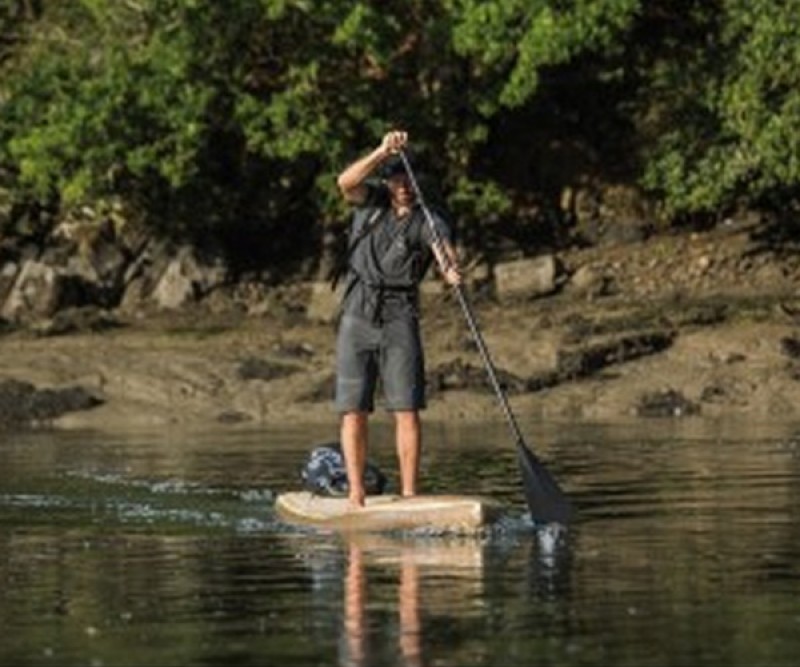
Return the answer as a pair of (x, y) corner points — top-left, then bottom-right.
(343, 539), (424, 667)
(344, 543), (369, 666)
(397, 551), (422, 667)
(337, 528), (573, 667)
(530, 523), (573, 600)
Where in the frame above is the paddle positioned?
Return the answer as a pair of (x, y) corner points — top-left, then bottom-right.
(398, 150), (573, 525)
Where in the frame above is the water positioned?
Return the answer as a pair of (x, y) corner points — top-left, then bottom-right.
(2, 418), (800, 666)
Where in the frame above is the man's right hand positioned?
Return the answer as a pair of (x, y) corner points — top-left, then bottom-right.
(380, 130), (408, 157)
(338, 130), (409, 204)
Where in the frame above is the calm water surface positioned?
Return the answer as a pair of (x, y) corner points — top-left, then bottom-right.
(1, 418), (799, 667)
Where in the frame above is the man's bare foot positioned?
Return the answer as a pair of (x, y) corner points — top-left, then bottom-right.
(348, 490), (365, 510)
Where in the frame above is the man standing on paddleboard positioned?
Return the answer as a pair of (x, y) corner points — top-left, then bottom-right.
(335, 130), (462, 508)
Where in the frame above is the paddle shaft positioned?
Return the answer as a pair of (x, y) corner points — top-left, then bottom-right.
(398, 151), (526, 445)
(455, 285), (528, 444)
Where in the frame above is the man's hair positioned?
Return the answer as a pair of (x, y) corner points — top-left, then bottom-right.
(379, 152), (415, 179)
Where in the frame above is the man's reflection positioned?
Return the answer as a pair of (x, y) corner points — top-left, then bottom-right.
(338, 527), (572, 667)
(397, 549), (422, 667)
(343, 541), (423, 667)
(343, 542), (367, 666)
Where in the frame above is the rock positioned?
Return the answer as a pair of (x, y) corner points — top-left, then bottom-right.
(236, 357), (299, 381)
(0, 379), (103, 428)
(150, 250), (198, 310)
(494, 256), (559, 298)
(216, 410), (252, 424)
(427, 358), (527, 395)
(636, 389), (700, 417)
(567, 264), (615, 298)
(557, 332), (675, 379)
(149, 246), (227, 310)
(1, 219), (130, 321)
(0, 260), (85, 322)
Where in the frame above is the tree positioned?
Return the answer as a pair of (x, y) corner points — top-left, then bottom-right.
(639, 0), (800, 216)
(5, 0), (799, 274)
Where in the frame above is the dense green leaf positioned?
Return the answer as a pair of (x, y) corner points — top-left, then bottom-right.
(2, 0), (800, 270)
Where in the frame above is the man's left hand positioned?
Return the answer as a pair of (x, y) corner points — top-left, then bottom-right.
(443, 265), (462, 287)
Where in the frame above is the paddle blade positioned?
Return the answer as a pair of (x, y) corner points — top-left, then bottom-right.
(516, 440), (573, 525)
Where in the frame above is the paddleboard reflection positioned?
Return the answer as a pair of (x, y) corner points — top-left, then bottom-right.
(334, 529), (573, 667)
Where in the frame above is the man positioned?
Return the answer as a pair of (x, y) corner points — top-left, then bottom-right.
(335, 129), (462, 508)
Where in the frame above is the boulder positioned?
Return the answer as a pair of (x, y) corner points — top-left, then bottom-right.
(149, 246), (227, 310)
(0, 260), (85, 321)
(494, 255), (559, 298)
(0, 378), (103, 429)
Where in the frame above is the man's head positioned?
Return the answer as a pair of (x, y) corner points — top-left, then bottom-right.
(380, 154), (415, 210)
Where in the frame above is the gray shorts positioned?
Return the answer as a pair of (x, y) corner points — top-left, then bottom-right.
(335, 313), (426, 413)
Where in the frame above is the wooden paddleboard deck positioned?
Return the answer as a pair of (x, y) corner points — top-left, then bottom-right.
(276, 491), (503, 534)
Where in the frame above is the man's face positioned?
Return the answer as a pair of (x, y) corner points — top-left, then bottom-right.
(386, 173), (415, 208)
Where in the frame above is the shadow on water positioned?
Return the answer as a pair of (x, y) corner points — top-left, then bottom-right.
(1, 419), (800, 666)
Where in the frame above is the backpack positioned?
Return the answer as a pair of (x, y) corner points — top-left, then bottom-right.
(301, 442), (387, 497)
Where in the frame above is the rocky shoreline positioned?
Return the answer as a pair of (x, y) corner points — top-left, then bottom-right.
(3, 215), (800, 430)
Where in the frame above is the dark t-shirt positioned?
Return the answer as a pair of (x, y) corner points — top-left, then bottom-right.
(342, 183), (452, 322)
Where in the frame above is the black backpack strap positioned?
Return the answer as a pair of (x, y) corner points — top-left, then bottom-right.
(408, 208), (435, 281)
(330, 207), (385, 291)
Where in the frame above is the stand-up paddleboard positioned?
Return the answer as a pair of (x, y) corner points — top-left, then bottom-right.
(275, 492), (503, 534)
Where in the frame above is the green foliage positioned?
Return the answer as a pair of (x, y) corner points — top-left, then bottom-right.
(641, 0), (800, 214)
(4, 0), (800, 271)
(2, 0), (527, 242)
(450, 0), (639, 110)
(1, 1), (247, 202)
